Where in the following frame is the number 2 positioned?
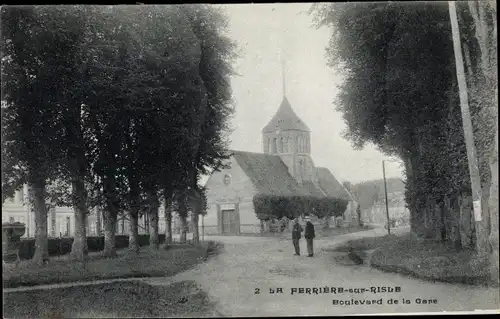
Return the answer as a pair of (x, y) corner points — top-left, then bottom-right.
(255, 288), (260, 294)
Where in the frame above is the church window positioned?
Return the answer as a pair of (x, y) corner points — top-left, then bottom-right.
(272, 138), (277, 153)
(267, 138), (271, 153)
(295, 136), (299, 152)
(299, 159), (304, 180)
(279, 137), (284, 153)
(223, 173), (232, 186)
(298, 136), (303, 152)
(283, 137), (289, 153)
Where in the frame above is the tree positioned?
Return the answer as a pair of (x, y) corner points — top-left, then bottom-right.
(176, 5), (237, 244)
(456, 0), (498, 285)
(311, 1), (498, 284)
(40, 6), (92, 261)
(356, 204), (362, 227)
(1, 6), (75, 265)
(310, 2), (470, 243)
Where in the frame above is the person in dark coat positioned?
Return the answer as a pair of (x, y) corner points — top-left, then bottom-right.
(304, 216), (315, 257)
(292, 217), (303, 256)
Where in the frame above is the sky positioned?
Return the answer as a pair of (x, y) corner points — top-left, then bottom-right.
(203, 3), (404, 186)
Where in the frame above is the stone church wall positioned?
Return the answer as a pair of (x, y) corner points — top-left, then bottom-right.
(204, 156), (260, 235)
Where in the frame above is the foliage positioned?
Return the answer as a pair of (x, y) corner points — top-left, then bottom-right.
(309, 2), (494, 245)
(350, 178), (405, 210)
(253, 194), (348, 220)
(1, 5), (237, 255)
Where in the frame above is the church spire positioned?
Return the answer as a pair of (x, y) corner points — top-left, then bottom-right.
(281, 57), (286, 97)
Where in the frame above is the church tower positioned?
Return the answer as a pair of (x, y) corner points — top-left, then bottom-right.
(262, 60), (318, 187)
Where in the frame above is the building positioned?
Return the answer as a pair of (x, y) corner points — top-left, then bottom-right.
(2, 185), (76, 238)
(2, 185), (166, 238)
(361, 191), (409, 226)
(204, 80), (356, 235)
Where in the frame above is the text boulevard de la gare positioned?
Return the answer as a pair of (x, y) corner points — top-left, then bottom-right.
(253, 286), (439, 306)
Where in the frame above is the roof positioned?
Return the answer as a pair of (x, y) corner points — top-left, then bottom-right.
(262, 96), (310, 133)
(316, 167), (352, 201)
(302, 180), (327, 198)
(231, 150), (310, 197)
(229, 151), (351, 202)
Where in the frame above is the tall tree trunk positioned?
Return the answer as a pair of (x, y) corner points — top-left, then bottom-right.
(164, 189), (173, 245)
(96, 209), (102, 236)
(449, 196), (462, 250)
(102, 175), (118, 257)
(192, 211), (200, 244)
(30, 181), (49, 265)
(356, 205), (362, 227)
(102, 210), (116, 257)
(488, 126), (499, 285)
(404, 153), (422, 240)
(178, 197), (188, 244)
(148, 191), (160, 249)
(128, 209), (140, 254)
(459, 193), (475, 249)
(179, 215), (187, 244)
(70, 178), (88, 260)
(165, 209), (173, 245)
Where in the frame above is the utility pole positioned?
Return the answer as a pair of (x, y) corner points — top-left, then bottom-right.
(202, 215), (205, 243)
(383, 160), (391, 235)
(448, 1), (488, 255)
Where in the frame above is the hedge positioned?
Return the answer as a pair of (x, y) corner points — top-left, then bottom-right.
(17, 234), (166, 260)
(253, 194), (348, 220)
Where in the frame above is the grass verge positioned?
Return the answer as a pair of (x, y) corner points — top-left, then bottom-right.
(3, 241), (224, 289)
(4, 280), (221, 318)
(332, 234), (492, 286)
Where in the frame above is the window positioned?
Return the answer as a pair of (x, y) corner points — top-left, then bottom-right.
(159, 218), (166, 233)
(57, 218), (62, 236)
(279, 137), (284, 153)
(50, 208), (56, 236)
(65, 216), (70, 236)
(223, 173), (232, 186)
(89, 222), (97, 236)
(295, 136), (299, 152)
(9, 217), (15, 223)
(268, 138), (272, 153)
(272, 138), (277, 153)
(299, 159), (304, 180)
(283, 137), (289, 153)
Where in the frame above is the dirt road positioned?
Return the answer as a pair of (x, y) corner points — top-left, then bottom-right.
(145, 227), (499, 316)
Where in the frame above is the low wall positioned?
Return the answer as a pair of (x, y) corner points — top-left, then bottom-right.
(240, 224), (260, 234)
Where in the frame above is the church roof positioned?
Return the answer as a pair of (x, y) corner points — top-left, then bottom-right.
(262, 96), (311, 133)
(302, 180), (327, 198)
(316, 167), (352, 201)
(232, 150), (310, 197)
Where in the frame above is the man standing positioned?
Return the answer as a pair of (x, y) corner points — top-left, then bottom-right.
(292, 217), (303, 256)
(304, 216), (315, 257)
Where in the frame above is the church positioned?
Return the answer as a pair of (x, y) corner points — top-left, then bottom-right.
(203, 76), (356, 235)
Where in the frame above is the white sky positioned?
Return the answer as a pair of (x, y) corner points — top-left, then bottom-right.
(203, 3), (404, 185)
